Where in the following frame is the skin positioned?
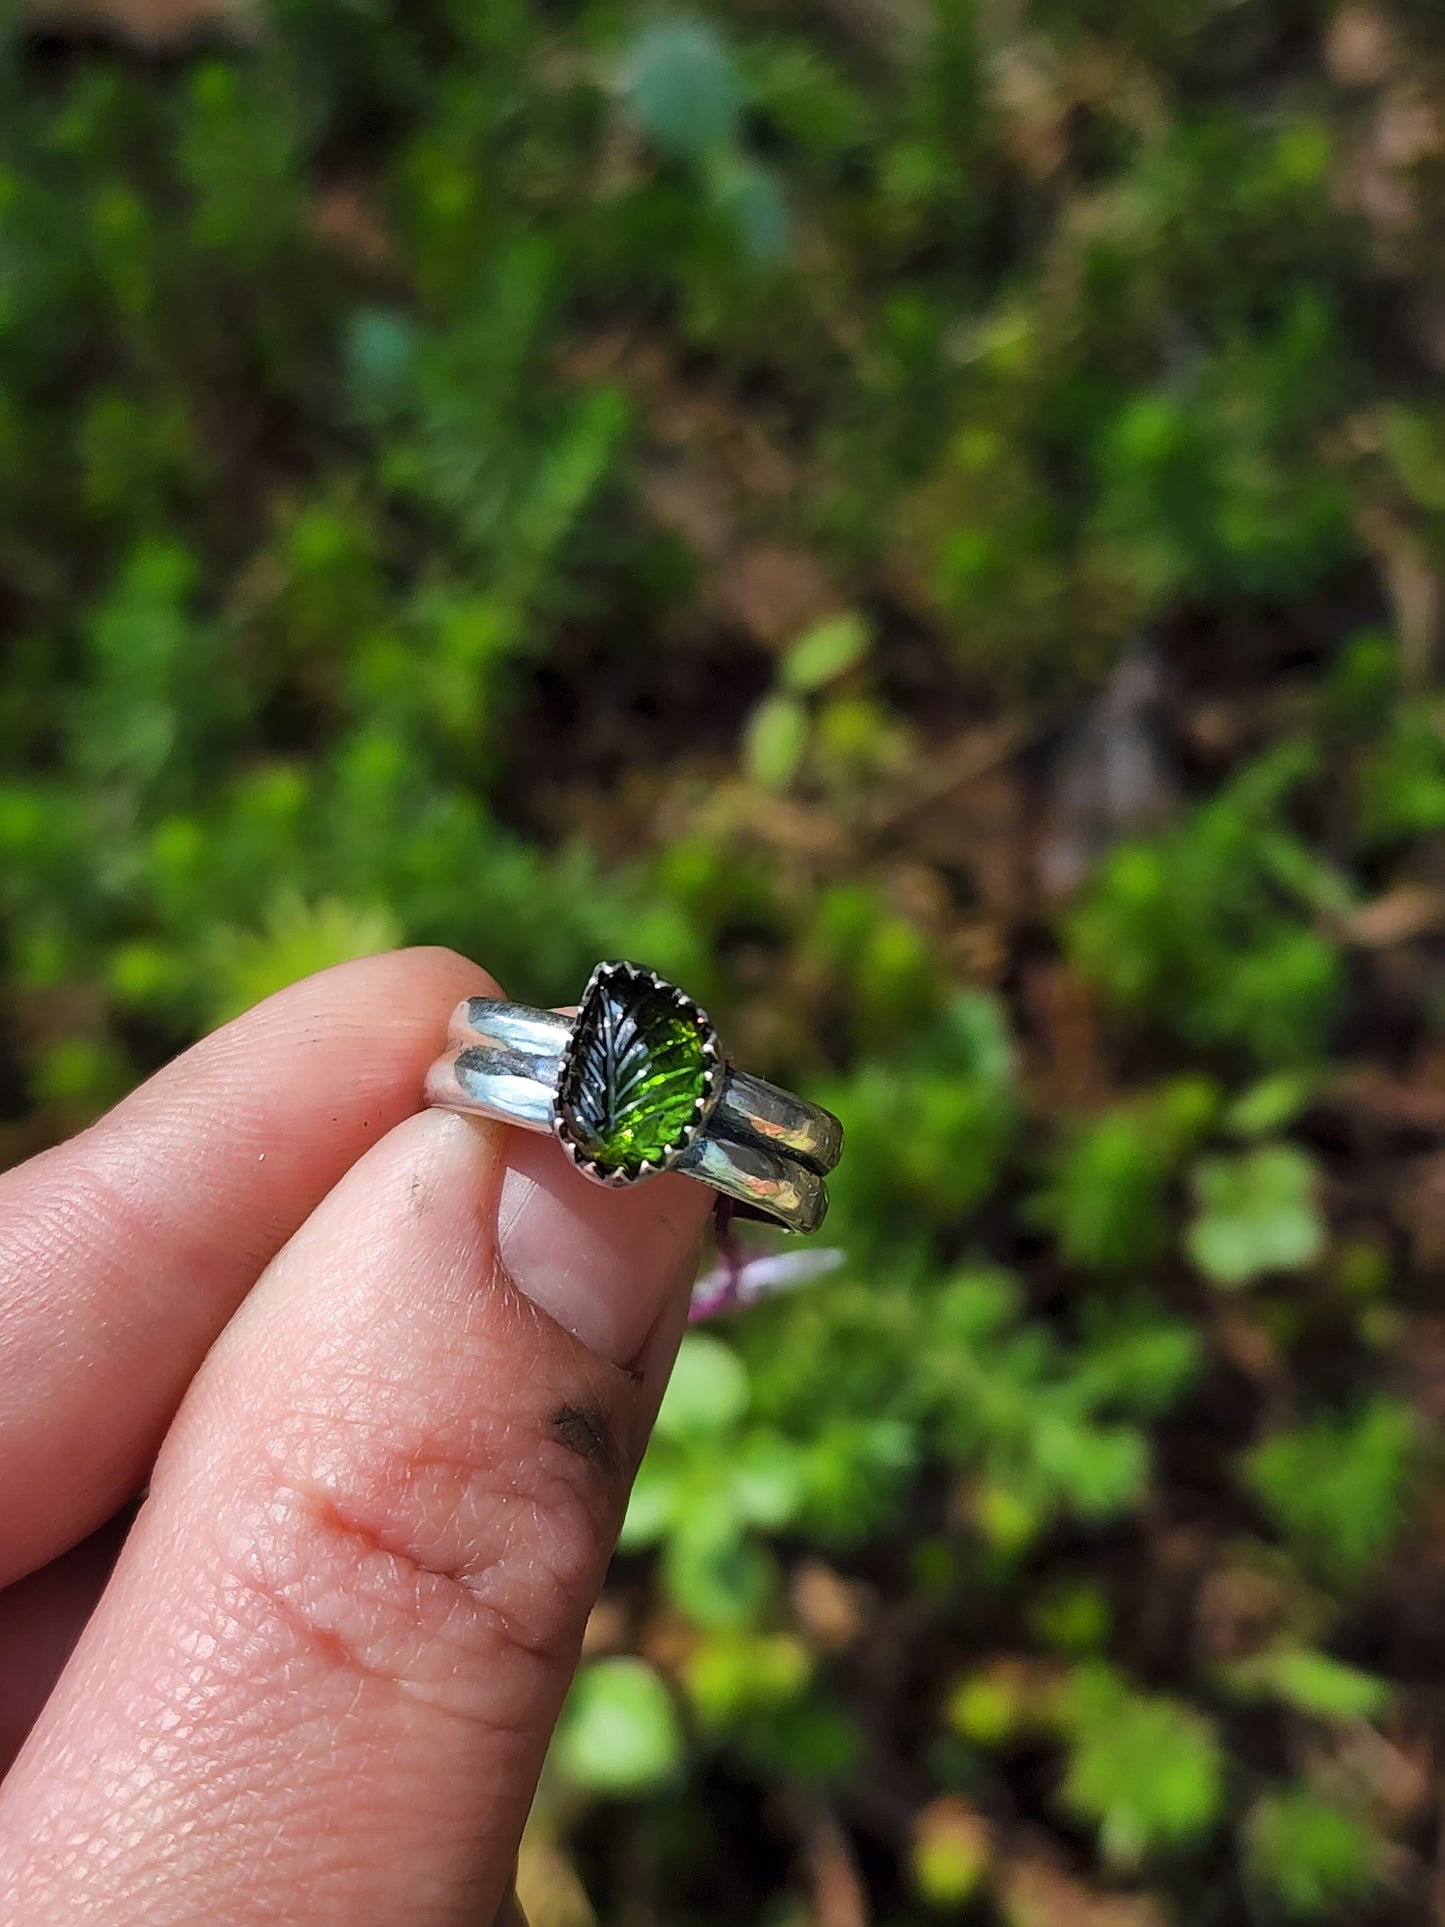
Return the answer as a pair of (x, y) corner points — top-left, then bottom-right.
(0, 948), (712, 1924)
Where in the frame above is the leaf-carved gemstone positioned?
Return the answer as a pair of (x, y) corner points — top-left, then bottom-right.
(557, 965), (716, 1179)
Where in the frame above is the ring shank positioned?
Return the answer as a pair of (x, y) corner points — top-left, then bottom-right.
(720, 1067), (843, 1175)
(424, 997), (841, 1235)
(674, 1129), (827, 1234)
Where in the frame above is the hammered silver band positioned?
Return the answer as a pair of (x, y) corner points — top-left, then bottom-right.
(425, 995), (843, 1234)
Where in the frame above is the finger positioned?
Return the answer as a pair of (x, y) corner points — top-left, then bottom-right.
(0, 1514), (130, 1775)
(0, 1107), (711, 1924)
(0, 946), (495, 1586)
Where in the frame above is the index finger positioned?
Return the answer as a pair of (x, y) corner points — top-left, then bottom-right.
(0, 946), (496, 1587)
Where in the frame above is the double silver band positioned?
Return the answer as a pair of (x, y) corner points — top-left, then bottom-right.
(425, 997), (843, 1234)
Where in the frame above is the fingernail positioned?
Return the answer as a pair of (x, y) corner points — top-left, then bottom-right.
(495, 1128), (712, 1365)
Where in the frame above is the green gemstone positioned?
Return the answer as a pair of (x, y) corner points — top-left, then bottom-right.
(558, 967), (711, 1178)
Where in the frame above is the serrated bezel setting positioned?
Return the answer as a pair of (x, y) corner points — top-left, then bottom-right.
(553, 961), (724, 1185)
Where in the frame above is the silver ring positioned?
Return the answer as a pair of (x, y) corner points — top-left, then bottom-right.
(424, 961), (843, 1234)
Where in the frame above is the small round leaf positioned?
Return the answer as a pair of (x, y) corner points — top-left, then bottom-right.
(655, 1334), (749, 1441)
(553, 1658), (682, 1795)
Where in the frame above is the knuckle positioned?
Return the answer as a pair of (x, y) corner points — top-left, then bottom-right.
(223, 1367), (637, 1727)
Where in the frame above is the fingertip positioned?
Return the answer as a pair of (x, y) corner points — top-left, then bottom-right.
(199, 946), (503, 1056)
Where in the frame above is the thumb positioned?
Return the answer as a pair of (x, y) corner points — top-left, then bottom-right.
(0, 1107), (709, 1925)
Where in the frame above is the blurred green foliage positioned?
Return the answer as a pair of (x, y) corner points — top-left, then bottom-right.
(4, 0), (1445, 1919)
(1056, 1664), (1225, 1870)
(1245, 1785), (1389, 1921)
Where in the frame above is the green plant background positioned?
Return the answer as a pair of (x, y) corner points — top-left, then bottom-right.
(5, 1), (1445, 1920)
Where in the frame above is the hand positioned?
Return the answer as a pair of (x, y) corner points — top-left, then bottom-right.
(0, 949), (711, 1924)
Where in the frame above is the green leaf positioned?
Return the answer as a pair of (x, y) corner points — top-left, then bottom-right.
(911, 1799), (991, 1907)
(682, 1630), (812, 1728)
(1224, 1071), (1315, 1138)
(1186, 1143), (1325, 1287)
(1040, 1077), (1222, 1272)
(620, 16), (744, 161)
(1072, 1304), (1203, 1416)
(1358, 705), (1445, 845)
(935, 1265), (1024, 1345)
(973, 1478), (1046, 1558)
(744, 692), (809, 791)
(345, 306), (418, 409)
(655, 1334), (749, 1441)
(1058, 1666), (1224, 1867)
(1246, 1787), (1386, 1919)
(29, 1035), (131, 1110)
(821, 994), (1018, 1231)
(781, 613), (870, 693)
(1246, 1399), (1414, 1580)
(617, 1452), (678, 1550)
(704, 150), (791, 262)
(947, 1664), (1035, 1747)
(553, 1658), (682, 1795)
(1381, 404), (1445, 511)
(1067, 743), (1343, 1065)
(1038, 1107), (1173, 1271)
(664, 1523), (775, 1629)
(744, 1695), (864, 1784)
(729, 1429), (804, 1529)
(1222, 1647), (1391, 1722)
(1034, 1417), (1149, 1519)
(1028, 1581), (1113, 1658)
